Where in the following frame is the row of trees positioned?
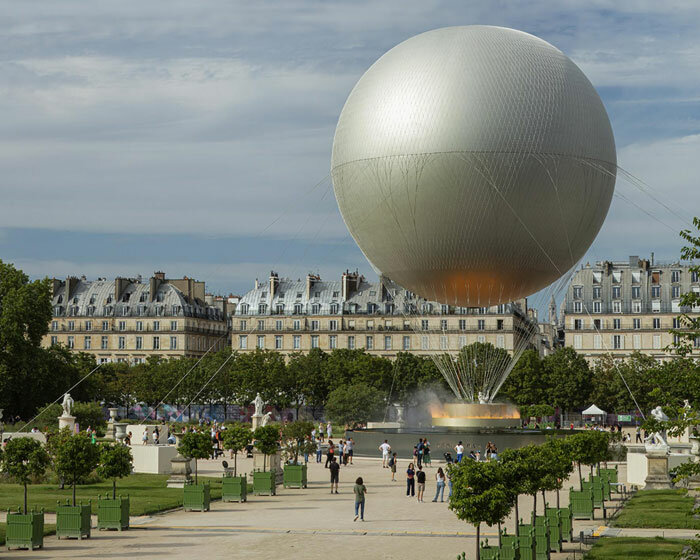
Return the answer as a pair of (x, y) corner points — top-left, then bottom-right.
(501, 347), (700, 414)
(450, 430), (612, 560)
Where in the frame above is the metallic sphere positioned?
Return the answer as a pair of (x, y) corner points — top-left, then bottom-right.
(331, 25), (616, 307)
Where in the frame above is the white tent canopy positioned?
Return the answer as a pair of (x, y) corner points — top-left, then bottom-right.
(582, 404), (607, 415)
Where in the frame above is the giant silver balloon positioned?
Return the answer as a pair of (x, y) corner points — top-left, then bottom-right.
(331, 26), (616, 307)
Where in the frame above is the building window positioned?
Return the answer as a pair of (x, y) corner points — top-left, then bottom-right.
(672, 286), (680, 298)
(612, 335), (622, 350)
(171, 320), (178, 331)
(347, 335), (355, 350)
(612, 271), (621, 283)
(257, 320), (265, 331)
(293, 320), (301, 331)
(240, 320), (247, 331)
(496, 335), (505, 348)
(593, 271), (602, 284)
(102, 320), (110, 331)
(329, 320), (338, 331)
(612, 301), (621, 313)
(458, 319), (466, 330)
(631, 286), (640, 299)
(574, 301), (582, 313)
(153, 336), (160, 350)
(653, 335), (661, 349)
(612, 286), (621, 299)
(672, 300), (681, 313)
(293, 303), (303, 314)
(573, 335), (582, 350)
(135, 321), (142, 331)
(50, 335), (58, 346)
(593, 319), (601, 330)
(672, 270), (681, 283)
(652, 300), (661, 312)
(593, 301), (601, 313)
(118, 321), (126, 331)
(574, 319), (582, 330)
(311, 335), (319, 349)
(51, 321), (58, 331)
(136, 336), (143, 350)
(633, 318), (641, 330)
(594, 335), (602, 350)
(275, 335), (283, 349)
(311, 320), (319, 331)
(573, 286), (582, 299)
(365, 336), (373, 350)
(613, 319), (621, 330)
(384, 335), (392, 350)
(293, 335), (301, 349)
(240, 304), (249, 314)
(330, 303), (339, 315)
(477, 335), (485, 343)
(673, 318), (681, 328)
(653, 318), (661, 329)
(692, 271), (699, 283)
(153, 321), (160, 331)
(329, 335), (337, 349)
(239, 335), (248, 349)
(440, 319), (448, 330)
(256, 335), (265, 349)
(458, 335), (467, 348)
(402, 336), (410, 350)
(651, 286), (661, 298)
(421, 319), (429, 331)
(478, 320), (485, 331)
(118, 336), (125, 349)
(439, 335), (447, 350)
(593, 286), (601, 299)
(311, 304), (321, 314)
(630, 334), (640, 349)
(67, 336), (74, 349)
(68, 321), (75, 331)
(632, 301), (641, 313)
(85, 321), (92, 331)
(101, 335), (108, 349)
(421, 336), (429, 350)
(276, 304), (285, 314)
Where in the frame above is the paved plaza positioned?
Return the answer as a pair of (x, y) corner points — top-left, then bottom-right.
(12, 454), (616, 560)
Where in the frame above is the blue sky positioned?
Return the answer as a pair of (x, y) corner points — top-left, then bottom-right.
(1, 1), (699, 298)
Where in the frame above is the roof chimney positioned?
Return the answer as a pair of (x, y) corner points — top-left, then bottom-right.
(269, 271), (279, 299)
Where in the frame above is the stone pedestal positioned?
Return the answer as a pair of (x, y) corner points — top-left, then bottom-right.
(252, 414), (263, 430)
(58, 415), (76, 433)
(644, 452), (672, 489)
(253, 450), (283, 484)
(105, 408), (119, 439)
(166, 433), (192, 488)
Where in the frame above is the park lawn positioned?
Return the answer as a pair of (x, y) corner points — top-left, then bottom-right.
(611, 489), (700, 529)
(584, 537), (688, 559)
(0, 474), (224, 516)
(0, 524), (56, 546)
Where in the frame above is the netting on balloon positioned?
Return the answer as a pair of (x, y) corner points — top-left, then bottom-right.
(332, 150), (612, 403)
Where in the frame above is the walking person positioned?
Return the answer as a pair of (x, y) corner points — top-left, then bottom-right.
(329, 457), (340, 494)
(316, 437), (323, 463)
(416, 465), (426, 502)
(379, 440), (391, 468)
(346, 438), (354, 465)
(353, 477), (367, 522)
(326, 421), (333, 441)
(455, 441), (464, 463)
(325, 440), (335, 468)
(416, 438), (424, 469)
(319, 422), (325, 443)
(389, 452), (397, 481)
(406, 463), (416, 497)
(337, 439), (345, 467)
(635, 426), (642, 443)
(432, 467), (446, 502)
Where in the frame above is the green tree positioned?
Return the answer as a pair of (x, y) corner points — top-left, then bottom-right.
(324, 383), (385, 428)
(542, 347), (592, 412)
(539, 438), (575, 508)
(671, 217), (700, 356)
(448, 460), (515, 559)
(590, 352), (658, 413)
(286, 349), (329, 418)
(568, 431), (610, 490)
(500, 349), (547, 406)
(281, 421), (315, 465)
(1, 438), (50, 513)
(178, 431), (212, 484)
(54, 432), (100, 505)
(253, 424), (280, 472)
(97, 443), (133, 499)
(73, 402), (106, 433)
(222, 423), (252, 475)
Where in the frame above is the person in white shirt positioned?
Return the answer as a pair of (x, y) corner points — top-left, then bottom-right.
(345, 438), (354, 465)
(379, 440), (391, 468)
(326, 421), (333, 440)
(455, 441), (464, 463)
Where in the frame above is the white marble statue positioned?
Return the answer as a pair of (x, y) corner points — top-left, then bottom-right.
(61, 393), (74, 418)
(261, 412), (272, 426)
(252, 393), (265, 417)
(645, 405), (669, 451)
(477, 391), (488, 405)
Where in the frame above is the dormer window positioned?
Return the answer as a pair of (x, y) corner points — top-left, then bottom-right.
(106, 295), (113, 304)
(140, 292), (148, 302)
(261, 292), (267, 299)
(240, 304), (249, 314)
(258, 304), (267, 314)
(296, 292), (302, 299)
(311, 304), (321, 314)
(314, 291), (320, 298)
(332, 291), (339, 298)
(57, 295), (63, 304)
